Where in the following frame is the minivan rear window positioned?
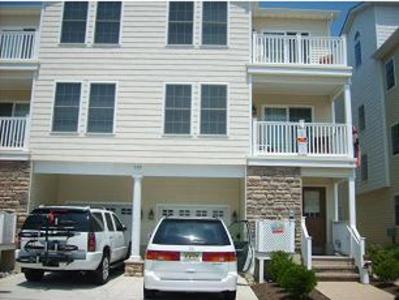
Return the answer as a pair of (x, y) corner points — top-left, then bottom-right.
(22, 208), (91, 232)
(152, 219), (231, 246)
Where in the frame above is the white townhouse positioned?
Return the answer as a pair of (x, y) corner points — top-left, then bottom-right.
(0, 2), (367, 282)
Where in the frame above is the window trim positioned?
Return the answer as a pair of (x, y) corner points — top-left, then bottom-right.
(165, 1), (195, 47)
(162, 82), (194, 137)
(200, 1), (230, 48)
(59, 1), (89, 45)
(50, 80), (84, 134)
(93, 1), (123, 46)
(198, 82), (229, 137)
(385, 57), (396, 92)
(260, 104), (314, 122)
(85, 81), (118, 135)
(391, 122), (399, 156)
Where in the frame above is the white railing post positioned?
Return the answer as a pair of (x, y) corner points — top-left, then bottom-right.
(23, 116), (30, 151)
(342, 34), (348, 66)
(344, 84), (354, 158)
(297, 34), (302, 64)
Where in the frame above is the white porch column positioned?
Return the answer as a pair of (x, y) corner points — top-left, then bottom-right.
(333, 181), (339, 222)
(348, 176), (356, 227)
(344, 84), (354, 158)
(130, 171), (143, 261)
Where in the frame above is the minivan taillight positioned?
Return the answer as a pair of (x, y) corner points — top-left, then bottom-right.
(202, 252), (236, 262)
(88, 232), (96, 252)
(146, 250), (180, 261)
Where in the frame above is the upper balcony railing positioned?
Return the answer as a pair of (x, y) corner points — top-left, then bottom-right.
(251, 33), (347, 66)
(0, 31), (38, 61)
(0, 117), (29, 151)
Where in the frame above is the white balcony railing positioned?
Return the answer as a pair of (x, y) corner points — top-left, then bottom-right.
(0, 31), (37, 60)
(253, 121), (350, 157)
(0, 117), (29, 150)
(252, 34), (347, 66)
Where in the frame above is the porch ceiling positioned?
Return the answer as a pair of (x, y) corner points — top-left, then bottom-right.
(0, 70), (33, 90)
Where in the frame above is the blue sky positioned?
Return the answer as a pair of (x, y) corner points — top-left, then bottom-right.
(260, 2), (359, 35)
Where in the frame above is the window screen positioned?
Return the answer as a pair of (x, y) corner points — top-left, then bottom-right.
(392, 123), (399, 155)
(94, 2), (122, 44)
(87, 83), (116, 133)
(61, 2), (88, 43)
(264, 107), (287, 122)
(202, 2), (227, 45)
(164, 84), (191, 134)
(386, 59), (396, 90)
(52, 83), (81, 132)
(200, 84), (227, 135)
(168, 2), (193, 45)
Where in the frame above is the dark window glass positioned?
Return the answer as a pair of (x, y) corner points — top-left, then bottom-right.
(358, 105), (366, 131)
(386, 59), (396, 90)
(22, 209), (90, 232)
(289, 108), (312, 122)
(200, 85), (227, 135)
(392, 123), (399, 155)
(355, 41), (362, 68)
(94, 2), (122, 44)
(395, 196), (399, 226)
(0, 103), (13, 116)
(52, 83), (81, 132)
(361, 154), (368, 181)
(87, 83), (115, 133)
(168, 2), (193, 45)
(112, 214), (124, 231)
(202, 2), (227, 45)
(164, 84), (191, 134)
(61, 2), (88, 43)
(91, 212), (104, 232)
(105, 213), (115, 231)
(14, 103), (30, 117)
(153, 219), (231, 246)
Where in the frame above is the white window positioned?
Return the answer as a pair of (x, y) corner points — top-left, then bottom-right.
(200, 84), (227, 135)
(354, 32), (362, 68)
(164, 84), (192, 134)
(202, 2), (228, 45)
(178, 209), (190, 217)
(94, 2), (122, 44)
(52, 82), (81, 132)
(385, 59), (396, 90)
(60, 2), (88, 43)
(168, 2), (194, 45)
(87, 83), (116, 133)
(263, 106), (312, 122)
(212, 210), (224, 218)
(162, 209), (174, 217)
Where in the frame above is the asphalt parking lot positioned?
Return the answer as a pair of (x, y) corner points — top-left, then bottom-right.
(0, 270), (258, 300)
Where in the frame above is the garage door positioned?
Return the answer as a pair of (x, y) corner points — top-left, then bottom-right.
(157, 205), (231, 225)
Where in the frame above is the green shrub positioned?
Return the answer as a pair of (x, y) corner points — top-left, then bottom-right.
(368, 244), (399, 282)
(279, 263), (317, 299)
(268, 251), (293, 282)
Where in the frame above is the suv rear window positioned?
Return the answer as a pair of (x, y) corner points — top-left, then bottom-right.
(22, 208), (91, 232)
(152, 219), (231, 246)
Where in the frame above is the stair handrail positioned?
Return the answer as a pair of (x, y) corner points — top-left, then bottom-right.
(301, 217), (312, 270)
(348, 225), (369, 284)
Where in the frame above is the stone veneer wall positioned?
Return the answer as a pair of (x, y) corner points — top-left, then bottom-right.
(246, 166), (302, 248)
(0, 161), (31, 229)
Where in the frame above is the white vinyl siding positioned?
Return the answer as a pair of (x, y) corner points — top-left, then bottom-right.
(52, 83), (81, 132)
(87, 83), (116, 133)
(167, 2), (194, 45)
(94, 2), (122, 44)
(60, 2), (88, 43)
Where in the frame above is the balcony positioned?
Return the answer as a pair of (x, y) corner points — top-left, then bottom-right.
(0, 31), (38, 69)
(0, 117), (29, 158)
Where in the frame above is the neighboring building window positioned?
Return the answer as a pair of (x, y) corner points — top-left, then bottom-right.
(354, 32), (362, 68)
(87, 83), (116, 133)
(392, 123), (399, 155)
(385, 59), (396, 90)
(167, 2), (194, 45)
(202, 1), (228, 45)
(361, 154), (368, 181)
(52, 83), (81, 132)
(94, 2), (122, 44)
(200, 84), (227, 135)
(358, 105), (366, 131)
(164, 84), (192, 134)
(395, 196), (399, 226)
(60, 2), (88, 43)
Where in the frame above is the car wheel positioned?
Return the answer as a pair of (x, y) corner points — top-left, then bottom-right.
(24, 269), (44, 282)
(92, 253), (110, 285)
(143, 287), (156, 299)
(223, 291), (236, 300)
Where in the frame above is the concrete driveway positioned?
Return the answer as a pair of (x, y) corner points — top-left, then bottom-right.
(0, 271), (258, 300)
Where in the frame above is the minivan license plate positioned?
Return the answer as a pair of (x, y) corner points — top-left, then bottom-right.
(181, 252), (201, 262)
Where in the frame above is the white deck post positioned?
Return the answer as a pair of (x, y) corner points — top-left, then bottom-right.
(344, 84), (354, 157)
(348, 176), (356, 227)
(333, 181), (339, 222)
(130, 167), (143, 261)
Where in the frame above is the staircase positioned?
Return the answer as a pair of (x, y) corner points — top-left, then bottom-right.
(312, 256), (360, 281)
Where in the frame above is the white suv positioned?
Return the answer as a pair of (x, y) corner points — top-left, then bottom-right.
(16, 206), (130, 285)
(144, 217), (238, 300)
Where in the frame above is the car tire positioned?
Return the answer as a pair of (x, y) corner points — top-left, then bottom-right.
(24, 269), (44, 282)
(143, 287), (156, 299)
(223, 291), (236, 300)
(92, 253), (110, 285)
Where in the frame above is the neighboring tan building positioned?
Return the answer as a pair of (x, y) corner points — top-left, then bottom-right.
(341, 2), (399, 246)
(0, 2), (368, 282)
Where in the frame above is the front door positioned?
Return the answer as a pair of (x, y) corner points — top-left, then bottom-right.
(303, 187), (326, 254)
